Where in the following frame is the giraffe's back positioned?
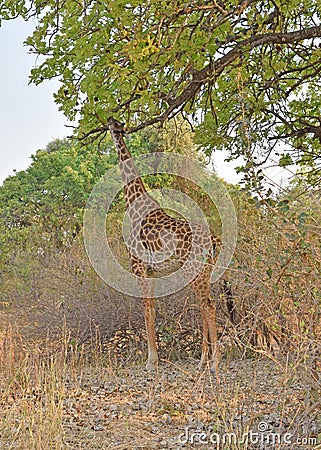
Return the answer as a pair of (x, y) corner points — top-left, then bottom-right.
(139, 209), (217, 277)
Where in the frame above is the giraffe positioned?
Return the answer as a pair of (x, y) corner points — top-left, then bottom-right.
(107, 117), (221, 377)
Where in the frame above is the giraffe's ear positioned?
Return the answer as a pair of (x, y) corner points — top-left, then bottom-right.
(122, 122), (130, 138)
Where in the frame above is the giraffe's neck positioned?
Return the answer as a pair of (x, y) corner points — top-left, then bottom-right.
(110, 131), (159, 210)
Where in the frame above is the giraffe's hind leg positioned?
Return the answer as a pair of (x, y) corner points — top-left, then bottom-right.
(199, 305), (209, 367)
(206, 297), (220, 380)
(192, 272), (220, 380)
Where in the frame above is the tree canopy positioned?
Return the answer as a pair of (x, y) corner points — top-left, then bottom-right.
(1, 0), (321, 181)
(0, 139), (113, 254)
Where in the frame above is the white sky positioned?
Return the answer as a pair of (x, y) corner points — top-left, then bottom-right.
(0, 18), (69, 184)
(0, 18), (267, 187)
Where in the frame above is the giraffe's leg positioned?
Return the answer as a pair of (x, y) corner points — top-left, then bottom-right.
(206, 297), (220, 380)
(141, 276), (158, 370)
(143, 292), (158, 371)
(199, 305), (210, 367)
(192, 273), (220, 380)
(132, 258), (158, 371)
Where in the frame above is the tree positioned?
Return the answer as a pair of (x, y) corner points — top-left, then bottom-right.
(1, 0), (321, 182)
(0, 138), (114, 256)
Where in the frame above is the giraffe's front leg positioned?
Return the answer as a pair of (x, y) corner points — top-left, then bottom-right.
(132, 258), (158, 371)
(143, 296), (158, 371)
(199, 306), (209, 368)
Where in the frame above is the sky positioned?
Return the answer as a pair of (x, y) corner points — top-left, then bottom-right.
(1, 18), (291, 189)
(0, 18), (70, 184)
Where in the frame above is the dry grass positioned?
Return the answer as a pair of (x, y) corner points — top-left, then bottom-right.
(0, 323), (320, 450)
(0, 325), (68, 449)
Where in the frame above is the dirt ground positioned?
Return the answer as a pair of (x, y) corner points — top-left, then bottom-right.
(61, 358), (320, 449)
(1, 351), (320, 450)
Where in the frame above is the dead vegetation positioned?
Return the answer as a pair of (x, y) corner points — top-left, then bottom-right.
(0, 319), (320, 449)
(1, 172), (321, 449)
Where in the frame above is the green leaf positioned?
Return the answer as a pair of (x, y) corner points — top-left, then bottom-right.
(266, 267), (273, 279)
(279, 154), (293, 167)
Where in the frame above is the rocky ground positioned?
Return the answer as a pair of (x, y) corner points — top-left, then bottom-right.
(61, 358), (320, 449)
(1, 354), (320, 449)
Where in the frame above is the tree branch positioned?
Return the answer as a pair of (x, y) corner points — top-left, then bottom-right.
(130, 25), (321, 132)
(83, 24), (321, 138)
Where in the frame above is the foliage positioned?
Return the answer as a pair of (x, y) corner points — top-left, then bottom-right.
(229, 183), (321, 359)
(1, 0), (321, 181)
(0, 138), (114, 267)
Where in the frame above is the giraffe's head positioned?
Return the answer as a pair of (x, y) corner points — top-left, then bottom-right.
(107, 117), (126, 135)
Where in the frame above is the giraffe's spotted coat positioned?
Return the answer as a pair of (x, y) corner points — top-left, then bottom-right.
(107, 117), (221, 378)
